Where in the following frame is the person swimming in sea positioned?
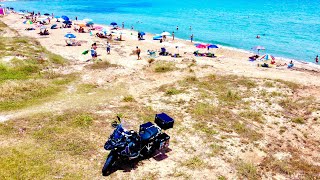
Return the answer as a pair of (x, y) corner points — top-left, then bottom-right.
(256, 35), (260, 39)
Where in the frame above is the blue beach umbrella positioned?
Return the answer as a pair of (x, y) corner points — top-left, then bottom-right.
(61, 15), (69, 21)
(51, 24), (58, 29)
(207, 44), (218, 49)
(63, 20), (72, 24)
(65, 33), (76, 38)
(44, 13), (50, 16)
(139, 32), (146, 36)
(110, 22), (117, 26)
(86, 22), (94, 26)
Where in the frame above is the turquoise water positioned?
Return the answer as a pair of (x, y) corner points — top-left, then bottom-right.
(4, 0), (320, 63)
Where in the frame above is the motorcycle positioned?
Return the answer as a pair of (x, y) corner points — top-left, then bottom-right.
(102, 113), (174, 176)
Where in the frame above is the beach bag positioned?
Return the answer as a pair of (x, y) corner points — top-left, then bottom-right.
(82, 50), (89, 55)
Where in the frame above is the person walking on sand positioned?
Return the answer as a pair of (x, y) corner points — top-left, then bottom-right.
(315, 55), (319, 63)
(172, 31), (175, 40)
(190, 34), (194, 43)
(106, 41), (111, 54)
(136, 46), (141, 60)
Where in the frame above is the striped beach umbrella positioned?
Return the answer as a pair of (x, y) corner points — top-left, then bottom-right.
(260, 54), (275, 61)
(23, 20), (33, 24)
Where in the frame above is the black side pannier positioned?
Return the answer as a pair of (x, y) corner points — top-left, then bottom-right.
(155, 113), (174, 130)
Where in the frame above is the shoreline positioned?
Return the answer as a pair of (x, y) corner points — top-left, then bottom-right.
(1, 12), (320, 87)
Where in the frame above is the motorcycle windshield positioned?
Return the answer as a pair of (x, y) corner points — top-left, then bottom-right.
(112, 125), (125, 141)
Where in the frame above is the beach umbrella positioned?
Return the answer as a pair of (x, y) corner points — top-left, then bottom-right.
(86, 22), (94, 26)
(94, 25), (103, 30)
(65, 33), (76, 38)
(260, 54), (275, 61)
(139, 31), (146, 36)
(55, 16), (60, 19)
(19, 10), (26, 12)
(78, 23), (86, 27)
(161, 31), (171, 36)
(110, 22), (117, 26)
(63, 20), (72, 24)
(252, 46), (265, 54)
(9, 7), (14, 10)
(44, 13), (50, 16)
(40, 26), (47, 30)
(18, 12), (25, 15)
(83, 18), (93, 22)
(23, 20), (33, 24)
(61, 15), (69, 21)
(102, 28), (109, 33)
(196, 44), (208, 49)
(252, 46), (265, 51)
(207, 44), (218, 49)
(51, 24), (58, 29)
(153, 35), (162, 40)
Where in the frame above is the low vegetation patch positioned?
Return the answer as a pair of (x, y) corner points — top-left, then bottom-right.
(239, 110), (265, 123)
(181, 156), (206, 169)
(165, 88), (183, 96)
(154, 62), (175, 73)
(123, 95), (135, 102)
(85, 60), (118, 69)
(236, 161), (259, 180)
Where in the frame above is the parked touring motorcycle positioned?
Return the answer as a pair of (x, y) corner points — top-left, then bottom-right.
(102, 113), (174, 176)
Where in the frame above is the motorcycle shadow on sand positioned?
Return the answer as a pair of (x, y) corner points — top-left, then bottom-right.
(110, 148), (172, 174)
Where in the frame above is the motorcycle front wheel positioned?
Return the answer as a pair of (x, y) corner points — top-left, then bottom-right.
(102, 153), (116, 176)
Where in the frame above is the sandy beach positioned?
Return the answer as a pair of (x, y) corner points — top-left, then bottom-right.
(0, 12), (320, 179)
(2, 13), (320, 86)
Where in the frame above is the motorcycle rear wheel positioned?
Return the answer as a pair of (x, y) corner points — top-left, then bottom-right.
(102, 153), (116, 176)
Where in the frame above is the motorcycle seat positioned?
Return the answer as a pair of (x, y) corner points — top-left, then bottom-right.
(139, 122), (159, 141)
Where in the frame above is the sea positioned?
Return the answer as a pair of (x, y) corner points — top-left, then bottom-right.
(3, 0), (320, 64)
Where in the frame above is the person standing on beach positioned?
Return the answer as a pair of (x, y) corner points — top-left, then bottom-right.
(190, 34), (194, 43)
(122, 22), (124, 29)
(106, 41), (111, 54)
(75, 16), (78, 21)
(136, 46), (141, 60)
(90, 43), (98, 61)
(316, 55), (319, 63)
(172, 31), (175, 40)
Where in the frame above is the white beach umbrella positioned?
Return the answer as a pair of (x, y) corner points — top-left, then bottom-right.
(161, 31), (171, 36)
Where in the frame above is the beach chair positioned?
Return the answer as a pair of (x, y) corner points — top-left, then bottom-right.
(148, 50), (157, 58)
